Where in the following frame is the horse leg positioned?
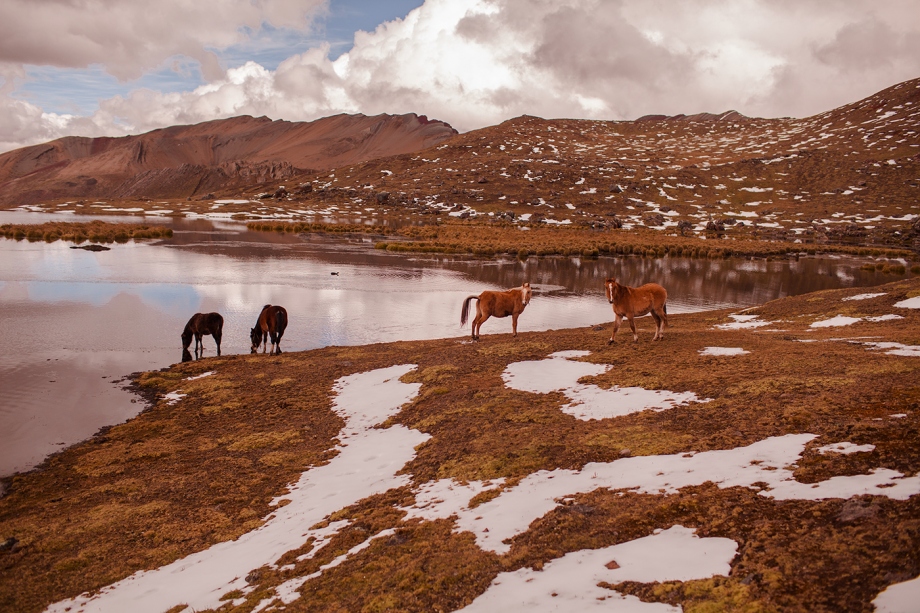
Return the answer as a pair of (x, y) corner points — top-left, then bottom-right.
(511, 313), (519, 337)
(650, 311), (662, 341)
(628, 315), (639, 342)
(262, 333), (268, 354)
(471, 304), (483, 340)
(476, 313), (491, 341)
(215, 332), (221, 357)
(608, 314), (622, 345)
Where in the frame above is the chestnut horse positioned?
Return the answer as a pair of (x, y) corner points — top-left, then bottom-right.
(605, 278), (668, 343)
(251, 304), (288, 354)
(182, 312), (223, 358)
(460, 283), (532, 341)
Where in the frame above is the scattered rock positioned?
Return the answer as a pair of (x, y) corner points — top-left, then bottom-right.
(0, 537), (18, 552)
(837, 499), (879, 523)
(70, 244), (110, 252)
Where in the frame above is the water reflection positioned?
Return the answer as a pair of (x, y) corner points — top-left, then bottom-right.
(0, 214), (914, 476)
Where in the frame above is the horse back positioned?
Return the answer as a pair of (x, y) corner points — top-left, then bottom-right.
(260, 305), (287, 333)
(612, 283), (666, 316)
(638, 283), (667, 305)
(206, 312), (224, 335)
(480, 289), (523, 318)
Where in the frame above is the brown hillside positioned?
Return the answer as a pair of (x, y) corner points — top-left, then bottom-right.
(0, 113), (457, 204)
(249, 78), (918, 250)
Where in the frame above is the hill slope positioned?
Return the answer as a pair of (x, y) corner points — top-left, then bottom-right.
(0, 113), (457, 204)
(269, 78), (919, 248)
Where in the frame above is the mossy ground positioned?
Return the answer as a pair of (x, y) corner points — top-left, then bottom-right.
(1, 279), (919, 613)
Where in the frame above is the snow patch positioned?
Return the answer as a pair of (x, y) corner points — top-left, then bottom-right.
(699, 347), (749, 356)
(817, 442), (875, 455)
(811, 315), (861, 328)
(502, 351), (706, 421)
(460, 526), (736, 612)
(894, 297), (920, 309)
(843, 293), (886, 301)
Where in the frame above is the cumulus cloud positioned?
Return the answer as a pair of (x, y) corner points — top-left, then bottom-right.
(0, 0), (325, 81)
(2, 0), (920, 152)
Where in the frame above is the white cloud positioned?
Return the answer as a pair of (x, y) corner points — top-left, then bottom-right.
(2, 0), (920, 152)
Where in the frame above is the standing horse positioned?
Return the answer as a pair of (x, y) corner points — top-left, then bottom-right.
(460, 283), (532, 341)
(605, 278), (668, 343)
(251, 304), (288, 355)
(181, 312), (223, 358)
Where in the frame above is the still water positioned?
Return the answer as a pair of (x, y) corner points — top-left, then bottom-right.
(0, 216), (911, 476)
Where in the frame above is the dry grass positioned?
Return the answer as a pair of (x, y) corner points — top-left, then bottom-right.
(248, 219), (917, 262)
(0, 221), (172, 244)
(1, 278), (920, 612)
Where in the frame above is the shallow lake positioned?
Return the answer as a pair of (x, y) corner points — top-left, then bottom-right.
(1, 214), (913, 476)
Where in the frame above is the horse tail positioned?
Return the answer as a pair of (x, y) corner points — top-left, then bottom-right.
(274, 308), (287, 335)
(460, 295), (479, 326)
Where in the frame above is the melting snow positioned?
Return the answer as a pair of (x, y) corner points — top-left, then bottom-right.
(502, 351), (705, 421)
(45, 351), (920, 613)
(163, 392), (186, 405)
(862, 342), (920, 357)
(410, 434), (920, 555)
(185, 371), (214, 381)
(460, 526), (736, 612)
(716, 314), (773, 330)
(699, 347), (749, 356)
(866, 314), (903, 322)
(811, 315), (862, 328)
(894, 297), (920, 309)
(46, 364), (425, 613)
(817, 442), (875, 455)
(874, 575), (920, 613)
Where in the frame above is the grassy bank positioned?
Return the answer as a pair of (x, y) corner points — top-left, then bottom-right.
(1, 221), (173, 244)
(1, 278), (919, 612)
(248, 220), (919, 263)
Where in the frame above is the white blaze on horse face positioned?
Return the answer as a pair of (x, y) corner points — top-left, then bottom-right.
(605, 280), (615, 303)
(522, 284), (532, 305)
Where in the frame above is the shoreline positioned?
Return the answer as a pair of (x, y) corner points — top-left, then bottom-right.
(2, 276), (919, 612)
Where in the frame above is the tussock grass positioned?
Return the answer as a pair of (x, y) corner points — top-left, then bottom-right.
(251, 220), (916, 262)
(0, 221), (172, 244)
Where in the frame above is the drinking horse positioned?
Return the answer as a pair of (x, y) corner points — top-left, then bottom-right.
(251, 304), (288, 355)
(605, 278), (668, 343)
(181, 312), (223, 358)
(460, 283), (532, 341)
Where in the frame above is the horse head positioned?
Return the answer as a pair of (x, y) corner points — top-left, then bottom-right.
(605, 278), (619, 303)
(181, 330), (193, 350)
(521, 282), (532, 305)
(250, 326), (261, 353)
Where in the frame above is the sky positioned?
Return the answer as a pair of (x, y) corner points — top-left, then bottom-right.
(1, 0), (919, 153)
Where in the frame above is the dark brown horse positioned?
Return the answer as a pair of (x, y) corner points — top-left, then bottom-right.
(181, 312), (223, 358)
(251, 304), (288, 355)
(605, 278), (668, 343)
(460, 283), (532, 341)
